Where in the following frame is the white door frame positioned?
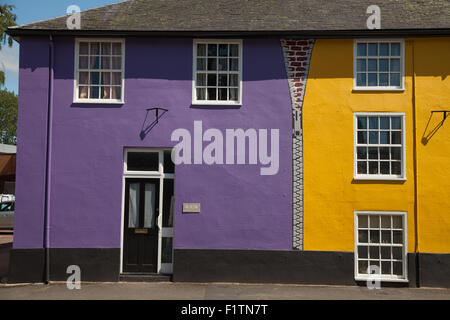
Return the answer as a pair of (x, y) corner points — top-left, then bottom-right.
(120, 148), (174, 274)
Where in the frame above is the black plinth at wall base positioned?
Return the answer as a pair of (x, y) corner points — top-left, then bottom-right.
(8, 248), (120, 283)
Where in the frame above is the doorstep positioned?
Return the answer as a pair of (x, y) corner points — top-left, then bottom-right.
(119, 273), (172, 283)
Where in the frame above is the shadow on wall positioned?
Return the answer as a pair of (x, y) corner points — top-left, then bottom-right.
(421, 112), (449, 145)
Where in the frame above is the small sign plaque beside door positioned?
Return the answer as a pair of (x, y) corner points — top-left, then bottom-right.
(183, 203), (200, 213)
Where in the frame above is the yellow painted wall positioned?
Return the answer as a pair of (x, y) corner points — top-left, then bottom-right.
(303, 37), (450, 253)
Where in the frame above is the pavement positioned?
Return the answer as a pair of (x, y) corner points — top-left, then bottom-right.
(0, 281), (449, 300)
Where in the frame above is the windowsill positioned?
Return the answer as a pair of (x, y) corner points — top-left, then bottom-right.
(353, 87), (405, 92)
(353, 176), (406, 182)
(192, 101), (242, 106)
(73, 100), (125, 104)
(355, 276), (408, 283)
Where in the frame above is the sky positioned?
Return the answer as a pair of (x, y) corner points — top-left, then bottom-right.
(0, 0), (121, 94)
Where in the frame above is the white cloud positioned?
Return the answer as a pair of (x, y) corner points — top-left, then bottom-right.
(0, 44), (19, 73)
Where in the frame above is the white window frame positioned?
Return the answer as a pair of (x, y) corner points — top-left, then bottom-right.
(353, 112), (406, 181)
(120, 148), (175, 275)
(192, 39), (243, 105)
(353, 39), (405, 91)
(73, 38), (125, 104)
(354, 211), (408, 282)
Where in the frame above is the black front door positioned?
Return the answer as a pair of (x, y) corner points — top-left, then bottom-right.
(123, 178), (160, 273)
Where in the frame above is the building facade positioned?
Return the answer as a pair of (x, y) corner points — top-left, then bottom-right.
(6, 0), (450, 287)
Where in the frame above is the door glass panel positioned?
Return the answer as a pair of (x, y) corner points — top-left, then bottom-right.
(164, 150), (175, 173)
(144, 183), (156, 228)
(162, 237), (173, 263)
(128, 183), (139, 228)
(127, 152), (159, 171)
(163, 179), (174, 228)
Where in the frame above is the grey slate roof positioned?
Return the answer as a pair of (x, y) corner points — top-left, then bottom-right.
(8, 0), (450, 34)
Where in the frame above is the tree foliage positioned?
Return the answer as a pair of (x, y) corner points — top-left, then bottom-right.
(0, 88), (17, 145)
(0, 4), (17, 86)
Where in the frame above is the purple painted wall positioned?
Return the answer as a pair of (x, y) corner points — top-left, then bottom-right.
(13, 37), (293, 251)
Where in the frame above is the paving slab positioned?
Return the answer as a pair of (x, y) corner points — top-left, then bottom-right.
(0, 282), (449, 300)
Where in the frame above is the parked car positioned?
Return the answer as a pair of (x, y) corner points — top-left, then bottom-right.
(0, 195), (14, 229)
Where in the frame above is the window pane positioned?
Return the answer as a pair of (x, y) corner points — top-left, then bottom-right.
(90, 42), (100, 55)
(112, 57), (121, 69)
(79, 72), (89, 84)
(112, 72), (121, 85)
(357, 147), (367, 159)
(90, 86), (100, 99)
(127, 152), (159, 171)
(196, 73), (206, 86)
(381, 246), (391, 259)
(207, 44), (217, 56)
(370, 230), (380, 243)
(357, 161), (367, 174)
(391, 131), (401, 144)
(357, 131), (367, 144)
(79, 86), (88, 99)
(369, 131), (378, 144)
(391, 161), (401, 175)
(357, 117), (367, 129)
(359, 230), (368, 243)
(207, 58), (217, 71)
(229, 74), (238, 86)
(380, 117), (390, 129)
(91, 72), (100, 85)
(102, 56), (111, 69)
(370, 215), (380, 228)
(207, 74), (217, 86)
(79, 56), (88, 69)
(128, 183), (139, 228)
(393, 262), (403, 275)
(357, 59), (366, 72)
(218, 74), (228, 86)
(379, 43), (389, 56)
(101, 72), (111, 85)
(164, 151), (175, 173)
(230, 58), (239, 71)
(391, 117), (401, 129)
(101, 42), (111, 55)
(392, 247), (403, 260)
(390, 59), (400, 72)
(218, 44), (228, 56)
(368, 43), (378, 56)
(357, 43), (367, 56)
(112, 43), (122, 55)
(229, 44), (239, 56)
(143, 183), (156, 228)
(379, 73), (389, 86)
(380, 161), (390, 174)
(359, 215), (368, 228)
(207, 88), (217, 100)
(369, 117), (378, 129)
(197, 44), (206, 56)
(382, 261), (391, 275)
(368, 73), (378, 86)
(229, 88), (238, 101)
(357, 73), (367, 86)
(163, 178), (174, 227)
(358, 246), (368, 258)
(196, 88), (206, 100)
(390, 73), (401, 86)
(368, 147), (378, 159)
(197, 58), (206, 71)
(369, 246), (379, 259)
(381, 230), (391, 243)
(218, 88), (228, 100)
(391, 43), (401, 56)
(393, 230), (403, 244)
(393, 216), (402, 228)
(358, 260), (368, 274)
(112, 86), (121, 99)
(380, 147), (389, 159)
(368, 59), (378, 72)
(381, 215), (391, 228)
(90, 56), (100, 69)
(101, 87), (110, 99)
(380, 131), (389, 144)
(218, 58), (228, 71)
(79, 42), (89, 54)
(379, 60), (389, 73)
(369, 161), (378, 174)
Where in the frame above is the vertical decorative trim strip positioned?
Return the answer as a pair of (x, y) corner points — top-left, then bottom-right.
(281, 39), (315, 250)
